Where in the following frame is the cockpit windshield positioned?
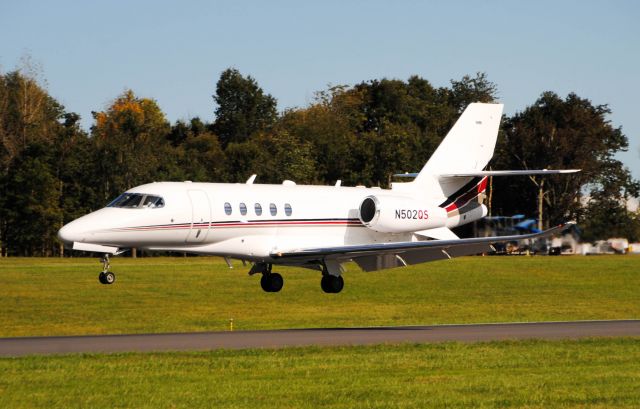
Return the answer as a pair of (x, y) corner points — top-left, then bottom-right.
(107, 193), (165, 209)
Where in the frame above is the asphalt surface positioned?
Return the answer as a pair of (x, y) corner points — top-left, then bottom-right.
(1, 320), (638, 357)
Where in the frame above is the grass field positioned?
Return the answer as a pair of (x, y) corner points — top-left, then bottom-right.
(2, 256), (639, 408)
(1, 255), (638, 337)
(1, 338), (639, 408)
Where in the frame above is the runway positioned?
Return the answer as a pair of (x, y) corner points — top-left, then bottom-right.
(1, 320), (638, 357)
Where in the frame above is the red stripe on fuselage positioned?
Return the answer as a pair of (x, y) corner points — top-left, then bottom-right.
(112, 219), (363, 231)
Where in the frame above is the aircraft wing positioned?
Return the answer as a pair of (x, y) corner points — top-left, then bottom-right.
(271, 222), (574, 272)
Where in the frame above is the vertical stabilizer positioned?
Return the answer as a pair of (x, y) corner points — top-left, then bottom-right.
(407, 103), (503, 202)
(415, 103), (504, 183)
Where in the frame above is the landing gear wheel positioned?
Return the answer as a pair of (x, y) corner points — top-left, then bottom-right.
(98, 254), (115, 285)
(98, 272), (115, 284)
(260, 274), (270, 292)
(321, 275), (344, 293)
(260, 273), (284, 292)
(104, 271), (116, 284)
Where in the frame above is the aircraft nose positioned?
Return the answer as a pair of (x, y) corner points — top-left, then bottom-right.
(57, 222), (82, 244)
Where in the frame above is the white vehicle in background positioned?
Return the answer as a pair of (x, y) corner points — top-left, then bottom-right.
(581, 238), (630, 255)
(58, 103), (578, 293)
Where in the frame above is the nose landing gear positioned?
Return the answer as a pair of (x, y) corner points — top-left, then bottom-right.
(98, 254), (116, 285)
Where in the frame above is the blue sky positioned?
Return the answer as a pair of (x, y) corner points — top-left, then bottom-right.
(1, 0), (639, 179)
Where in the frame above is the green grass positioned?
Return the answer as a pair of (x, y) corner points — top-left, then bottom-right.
(0, 255), (639, 337)
(1, 338), (639, 408)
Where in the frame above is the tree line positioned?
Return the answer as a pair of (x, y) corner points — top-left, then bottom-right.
(0, 66), (638, 256)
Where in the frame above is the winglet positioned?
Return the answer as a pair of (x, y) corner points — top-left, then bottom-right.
(246, 174), (257, 184)
(524, 221), (576, 241)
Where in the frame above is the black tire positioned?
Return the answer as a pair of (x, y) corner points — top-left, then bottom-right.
(261, 273), (284, 293)
(98, 272), (107, 284)
(321, 275), (344, 293)
(260, 274), (272, 292)
(332, 275), (344, 293)
(104, 272), (116, 285)
(320, 276), (330, 293)
(269, 273), (284, 292)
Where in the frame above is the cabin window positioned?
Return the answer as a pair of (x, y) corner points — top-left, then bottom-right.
(270, 203), (277, 216)
(255, 203), (262, 216)
(239, 202), (247, 216)
(285, 203), (292, 216)
(143, 195), (165, 208)
(224, 202), (232, 215)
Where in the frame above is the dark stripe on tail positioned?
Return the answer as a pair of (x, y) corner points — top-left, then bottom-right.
(438, 177), (483, 208)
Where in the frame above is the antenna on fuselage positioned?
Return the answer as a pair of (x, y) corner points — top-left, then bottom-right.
(246, 174), (257, 184)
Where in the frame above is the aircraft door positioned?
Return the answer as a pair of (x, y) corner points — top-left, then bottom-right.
(187, 190), (210, 243)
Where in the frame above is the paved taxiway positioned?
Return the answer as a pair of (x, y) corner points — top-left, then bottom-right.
(1, 320), (638, 356)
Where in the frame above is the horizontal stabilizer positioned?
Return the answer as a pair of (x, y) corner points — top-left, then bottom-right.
(439, 169), (581, 177)
(395, 169), (581, 178)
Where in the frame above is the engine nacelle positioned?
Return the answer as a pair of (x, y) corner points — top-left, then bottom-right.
(358, 195), (447, 233)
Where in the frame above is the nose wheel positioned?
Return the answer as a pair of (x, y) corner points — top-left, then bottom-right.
(98, 255), (116, 285)
(99, 271), (116, 284)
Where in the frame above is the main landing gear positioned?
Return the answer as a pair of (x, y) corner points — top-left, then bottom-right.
(261, 272), (284, 292)
(321, 275), (344, 294)
(251, 263), (284, 293)
(98, 254), (116, 285)
(320, 259), (344, 294)
(249, 261), (344, 293)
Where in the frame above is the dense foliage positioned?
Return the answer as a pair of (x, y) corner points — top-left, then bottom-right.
(0, 67), (637, 255)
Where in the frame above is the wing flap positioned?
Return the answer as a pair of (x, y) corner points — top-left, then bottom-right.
(353, 254), (407, 272)
(445, 243), (495, 257)
(397, 248), (451, 264)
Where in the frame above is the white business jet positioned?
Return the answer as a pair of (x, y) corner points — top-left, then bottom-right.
(58, 103), (578, 293)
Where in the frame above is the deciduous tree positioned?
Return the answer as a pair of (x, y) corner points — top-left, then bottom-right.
(491, 92), (639, 237)
(92, 90), (171, 202)
(212, 68), (277, 146)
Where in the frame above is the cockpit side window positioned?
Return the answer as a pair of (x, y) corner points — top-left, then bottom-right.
(143, 195), (165, 208)
(107, 193), (164, 209)
(108, 193), (143, 208)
